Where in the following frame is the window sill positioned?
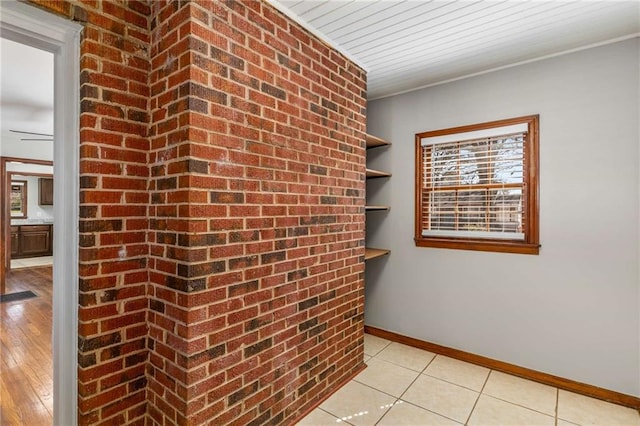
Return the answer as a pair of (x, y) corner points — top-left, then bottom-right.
(415, 237), (540, 255)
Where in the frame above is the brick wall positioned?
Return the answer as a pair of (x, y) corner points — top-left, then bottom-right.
(146, 1), (201, 423)
(29, 0), (366, 424)
(146, 1), (367, 424)
(29, 0), (152, 424)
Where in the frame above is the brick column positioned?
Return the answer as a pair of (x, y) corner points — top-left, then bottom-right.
(30, 0), (366, 424)
(146, 1), (367, 424)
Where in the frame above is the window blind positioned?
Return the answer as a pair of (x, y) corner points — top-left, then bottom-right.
(421, 130), (527, 240)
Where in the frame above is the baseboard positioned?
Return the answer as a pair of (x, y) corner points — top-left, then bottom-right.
(290, 361), (367, 424)
(365, 325), (640, 411)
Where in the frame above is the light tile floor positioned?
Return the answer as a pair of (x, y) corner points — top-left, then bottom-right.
(10, 255), (53, 269)
(298, 334), (640, 425)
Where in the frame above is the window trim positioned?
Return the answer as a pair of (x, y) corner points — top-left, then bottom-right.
(414, 115), (540, 255)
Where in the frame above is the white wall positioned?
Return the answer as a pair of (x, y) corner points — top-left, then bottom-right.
(10, 174), (54, 221)
(8, 162), (55, 223)
(0, 130), (53, 161)
(366, 38), (640, 396)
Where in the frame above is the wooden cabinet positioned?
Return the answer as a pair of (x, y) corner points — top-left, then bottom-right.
(39, 178), (54, 205)
(10, 226), (19, 257)
(10, 224), (53, 259)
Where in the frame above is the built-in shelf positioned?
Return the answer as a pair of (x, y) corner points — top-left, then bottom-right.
(366, 134), (391, 149)
(365, 134), (391, 266)
(365, 248), (390, 261)
(366, 168), (391, 179)
(365, 205), (390, 211)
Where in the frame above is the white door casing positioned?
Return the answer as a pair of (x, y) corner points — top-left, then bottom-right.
(0, 1), (81, 424)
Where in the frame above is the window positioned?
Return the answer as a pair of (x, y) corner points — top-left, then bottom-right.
(10, 180), (27, 218)
(415, 115), (540, 254)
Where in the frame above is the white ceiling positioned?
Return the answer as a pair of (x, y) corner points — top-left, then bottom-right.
(0, 3), (637, 123)
(0, 37), (54, 134)
(274, 0), (640, 100)
(0, 37), (54, 158)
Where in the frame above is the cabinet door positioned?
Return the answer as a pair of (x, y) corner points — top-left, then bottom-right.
(39, 178), (54, 205)
(10, 226), (19, 257)
(20, 225), (52, 256)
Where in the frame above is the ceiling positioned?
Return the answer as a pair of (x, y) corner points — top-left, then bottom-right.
(274, 0), (640, 100)
(0, 2), (637, 123)
(0, 37), (54, 159)
(0, 37), (54, 134)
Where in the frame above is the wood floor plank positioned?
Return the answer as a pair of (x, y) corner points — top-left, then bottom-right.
(1, 265), (54, 425)
(0, 373), (24, 425)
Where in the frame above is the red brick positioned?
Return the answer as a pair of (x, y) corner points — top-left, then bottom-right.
(33, 0), (366, 424)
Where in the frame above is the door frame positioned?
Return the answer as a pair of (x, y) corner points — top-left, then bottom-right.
(2, 157), (54, 274)
(0, 2), (81, 424)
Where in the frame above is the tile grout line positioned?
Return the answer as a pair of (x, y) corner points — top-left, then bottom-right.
(477, 393), (558, 423)
(374, 351), (438, 374)
(371, 341), (437, 426)
(330, 335), (636, 426)
(317, 407), (355, 426)
(373, 343), (542, 425)
(318, 404), (355, 425)
(477, 376), (559, 420)
(421, 370), (487, 393)
(372, 352), (466, 425)
(364, 337), (392, 358)
(364, 338), (569, 425)
(328, 337), (395, 425)
(464, 367), (492, 425)
(555, 388), (559, 426)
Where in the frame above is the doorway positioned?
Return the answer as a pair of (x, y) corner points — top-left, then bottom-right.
(3, 161), (55, 280)
(7, 168), (55, 271)
(0, 2), (81, 425)
(0, 31), (56, 423)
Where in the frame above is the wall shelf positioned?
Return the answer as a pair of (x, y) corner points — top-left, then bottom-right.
(366, 168), (391, 179)
(365, 205), (390, 211)
(365, 133), (391, 265)
(365, 248), (390, 261)
(366, 134), (391, 149)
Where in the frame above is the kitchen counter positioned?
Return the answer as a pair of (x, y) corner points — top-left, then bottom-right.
(10, 218), (54, 226)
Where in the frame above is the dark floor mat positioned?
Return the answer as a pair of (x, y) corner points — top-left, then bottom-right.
(1, 290), (37, 303)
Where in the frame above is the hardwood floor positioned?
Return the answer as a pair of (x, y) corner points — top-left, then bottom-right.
(1, 266), (53, 425)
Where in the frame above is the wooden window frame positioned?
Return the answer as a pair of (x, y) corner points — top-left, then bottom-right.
(9, 179), (28, 219)
(415, 115), (540, 255)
